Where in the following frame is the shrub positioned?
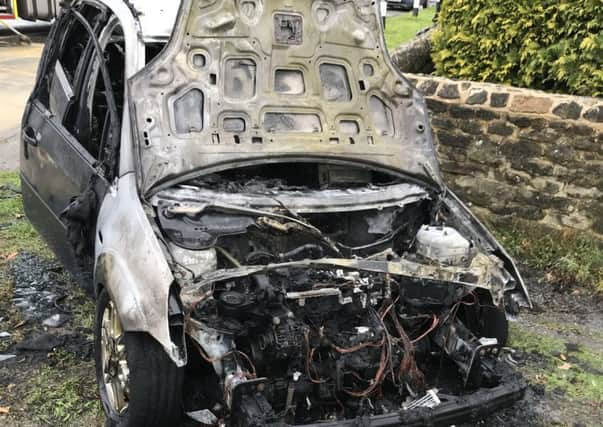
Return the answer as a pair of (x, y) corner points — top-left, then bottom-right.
(432, 0), (603, 96)
(490, 219), (603, 294)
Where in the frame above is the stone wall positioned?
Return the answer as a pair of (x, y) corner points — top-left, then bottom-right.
(405, 74), (603, 237)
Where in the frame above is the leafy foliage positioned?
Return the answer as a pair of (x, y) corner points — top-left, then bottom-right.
(432, 0), (603, 96)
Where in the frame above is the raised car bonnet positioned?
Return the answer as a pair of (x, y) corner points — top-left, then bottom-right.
(129, 0), (442, 194)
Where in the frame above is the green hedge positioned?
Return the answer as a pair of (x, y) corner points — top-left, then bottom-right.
(432, 0), (603, 97)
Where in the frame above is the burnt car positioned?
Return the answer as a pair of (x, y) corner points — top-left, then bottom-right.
(19, 0), (530, 426)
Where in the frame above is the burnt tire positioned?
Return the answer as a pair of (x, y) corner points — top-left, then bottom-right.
(94, 289), (184, 427)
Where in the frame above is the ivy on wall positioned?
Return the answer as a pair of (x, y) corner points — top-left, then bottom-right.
(432, 0), (603, 97)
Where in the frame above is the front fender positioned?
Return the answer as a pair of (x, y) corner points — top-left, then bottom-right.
(441, 189), (532, 310)
(94, 173), (185, 367)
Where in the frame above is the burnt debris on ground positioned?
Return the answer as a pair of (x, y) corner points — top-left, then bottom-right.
(5, 252), (94, 359)
(10, 252), (69, 321)
(0, 250), (100, 425)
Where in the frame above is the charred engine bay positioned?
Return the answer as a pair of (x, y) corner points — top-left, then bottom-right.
(150, 164), (524, 426)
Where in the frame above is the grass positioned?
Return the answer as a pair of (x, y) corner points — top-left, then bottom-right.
(490, 218), (603, 294)
(0, 272), (26, 353)
(21, 349), (101, 425)
(0, 171), (49, 257)
(509, 324), (603, 402)
(72, 288), (96, 332)
(384, 8), (436, 51)
(0, 171), (94, 331)
(0, 171), (100, 425)
(0, 171), (46, 352)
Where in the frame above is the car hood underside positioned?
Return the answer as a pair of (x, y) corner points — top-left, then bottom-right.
(129, 0), (440, 194)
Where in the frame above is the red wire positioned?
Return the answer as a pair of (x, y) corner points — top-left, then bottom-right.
(410, 314), (439, 343)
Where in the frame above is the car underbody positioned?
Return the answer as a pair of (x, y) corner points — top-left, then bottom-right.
(148, 162), (528, 426)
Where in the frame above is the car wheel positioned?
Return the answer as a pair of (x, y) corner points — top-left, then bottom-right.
(95, 289), (184, 427)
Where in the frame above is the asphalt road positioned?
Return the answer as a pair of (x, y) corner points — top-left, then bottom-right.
(0, 44), (42, 171)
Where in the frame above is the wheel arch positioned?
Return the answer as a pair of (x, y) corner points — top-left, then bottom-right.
(94, 173), (186, 367)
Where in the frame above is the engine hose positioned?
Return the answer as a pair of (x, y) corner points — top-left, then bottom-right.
(279, 244), (324, 262)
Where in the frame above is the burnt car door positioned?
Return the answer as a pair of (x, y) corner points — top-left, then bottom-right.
(20, 4), (123, 291)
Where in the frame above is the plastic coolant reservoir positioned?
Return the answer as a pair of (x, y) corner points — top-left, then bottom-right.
(415, 225), (472, 266)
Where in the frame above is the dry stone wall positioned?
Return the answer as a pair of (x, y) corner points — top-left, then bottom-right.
(405, 74), (603, 238)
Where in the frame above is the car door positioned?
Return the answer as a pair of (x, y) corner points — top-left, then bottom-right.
(20, 3), (123, 291)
